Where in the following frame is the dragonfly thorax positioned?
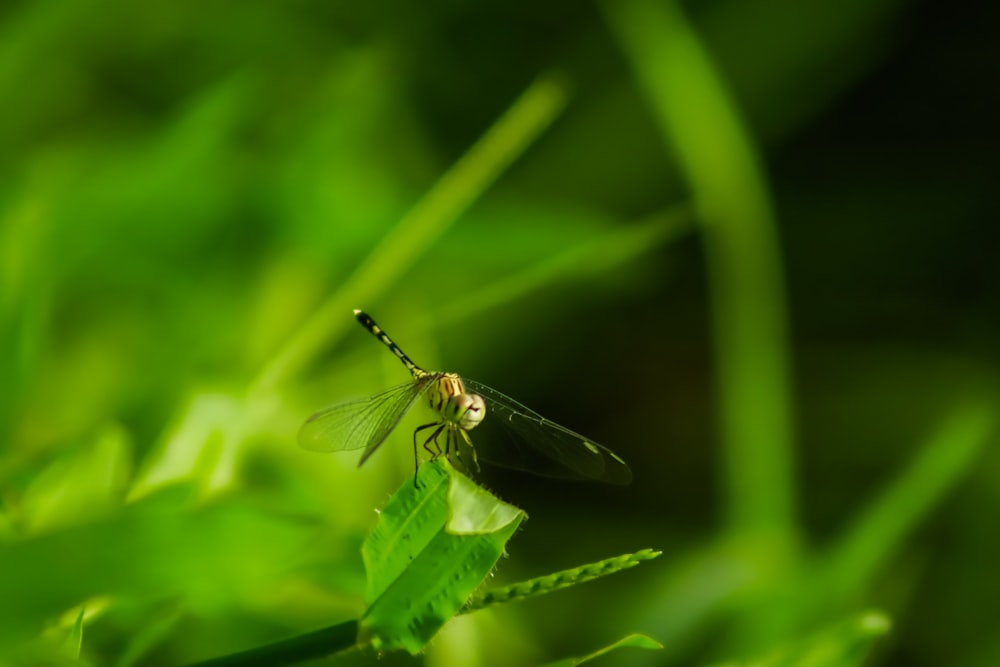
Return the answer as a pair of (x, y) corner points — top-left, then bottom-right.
(432, 373), (486, 431)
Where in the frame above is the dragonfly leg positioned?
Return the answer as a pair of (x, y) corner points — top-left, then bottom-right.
(444, 427), (461, 469)
(412, 422), (443, 486)
(430, 425), (449, 462)
(416, 422), (448, 463)
(413, 422), (438, 486)
(414, 422), (442, 457)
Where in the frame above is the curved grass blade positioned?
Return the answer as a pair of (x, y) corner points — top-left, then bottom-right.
(713, 611), (891, 667)
(543, 634), (663, 667)
(463, 379), (632, 484)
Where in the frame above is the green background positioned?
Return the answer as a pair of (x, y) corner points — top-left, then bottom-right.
(2, 0), (997, 665)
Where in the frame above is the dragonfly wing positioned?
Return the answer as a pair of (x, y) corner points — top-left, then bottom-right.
(298, 380), (429, 465)
(462, 379), (632, 485)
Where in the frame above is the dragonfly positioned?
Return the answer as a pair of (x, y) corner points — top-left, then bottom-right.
(298, 310), (632, 484)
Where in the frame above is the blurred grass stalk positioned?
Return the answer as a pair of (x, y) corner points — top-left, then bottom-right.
(604, 2), (998, 663)
(820, 401), (995, 602)
(252, 72), (571, 394)
(604, 0), (796, 544)
(436, 205), (693, 328)
(130, 73), (571, 499)
(603, 0), (798, 657)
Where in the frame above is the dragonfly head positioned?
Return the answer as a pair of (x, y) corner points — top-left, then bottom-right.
(448, 392), (486, 431)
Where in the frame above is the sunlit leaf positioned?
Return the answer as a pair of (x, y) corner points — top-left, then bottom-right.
(358, 460), (525, 654)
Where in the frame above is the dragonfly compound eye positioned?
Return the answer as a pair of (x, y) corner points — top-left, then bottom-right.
(452, 393), (486, 431)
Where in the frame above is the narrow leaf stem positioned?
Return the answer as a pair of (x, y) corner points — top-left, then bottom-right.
(463, 549), (661, 612)
(185, 620), (359, 667)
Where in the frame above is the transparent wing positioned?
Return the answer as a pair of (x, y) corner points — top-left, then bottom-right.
(298, 378), (432, 465)
(462, 378), (632, 485)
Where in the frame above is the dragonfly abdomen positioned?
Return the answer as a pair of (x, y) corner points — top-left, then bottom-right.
(354, 309), (423, 378)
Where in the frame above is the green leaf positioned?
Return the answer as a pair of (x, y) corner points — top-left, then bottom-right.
(0, 487), (312, 652)
(19, 424), (132, 534)
(543, 633), (663, 666)
(358, 459), (525, 654)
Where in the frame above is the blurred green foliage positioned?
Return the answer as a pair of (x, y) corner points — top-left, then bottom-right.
(1, 0), (998, 666)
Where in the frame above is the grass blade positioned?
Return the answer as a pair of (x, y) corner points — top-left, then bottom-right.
(543, 634), (663, 667)
(822, 401), (995, 598)
(254, 73), (571, 392)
